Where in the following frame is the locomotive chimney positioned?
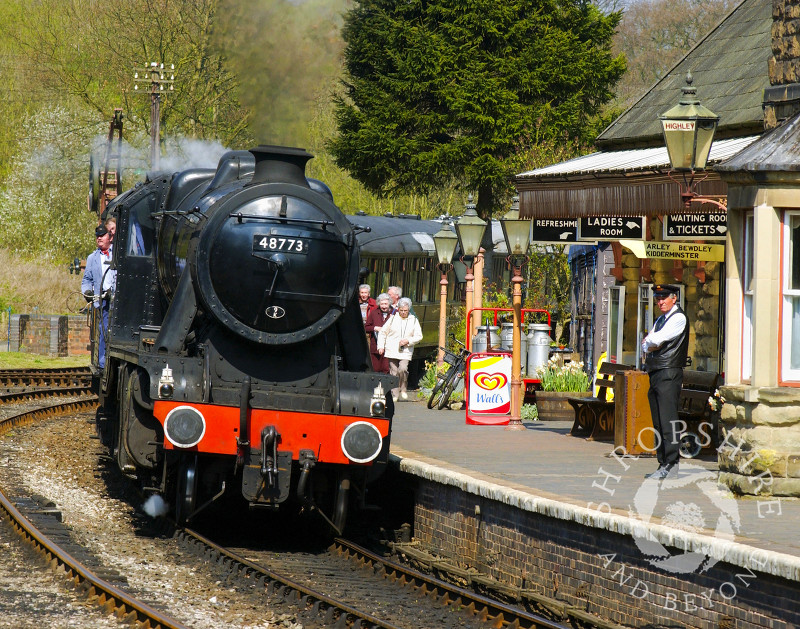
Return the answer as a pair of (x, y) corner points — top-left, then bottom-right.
(249, 145), (312, 187)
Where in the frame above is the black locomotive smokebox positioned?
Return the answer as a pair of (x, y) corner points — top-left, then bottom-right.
(249, 145), (312, 187)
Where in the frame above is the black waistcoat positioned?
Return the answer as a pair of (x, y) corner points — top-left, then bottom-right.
(644, 306), (689, 373)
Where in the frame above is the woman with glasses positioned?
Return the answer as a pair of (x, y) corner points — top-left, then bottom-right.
(377, 297), (422, 401)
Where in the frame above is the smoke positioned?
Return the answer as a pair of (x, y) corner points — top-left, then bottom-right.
(142, 494), (169, 518)
(160, 137), (230, 171)
(90, 133), (230, 180)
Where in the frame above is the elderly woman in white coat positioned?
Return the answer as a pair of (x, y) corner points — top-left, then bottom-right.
(377, 297), (423, 401)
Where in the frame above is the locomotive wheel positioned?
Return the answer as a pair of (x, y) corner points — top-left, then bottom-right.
(332, 474), (350, 534)
(679, 432), (702, 459)
(175, 459), (198, 524)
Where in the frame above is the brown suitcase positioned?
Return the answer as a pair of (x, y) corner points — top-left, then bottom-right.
(614, 370), (656, 456)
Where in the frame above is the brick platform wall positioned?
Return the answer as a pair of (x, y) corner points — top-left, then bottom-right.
(67, 315), (91, 356)
(413, 479), (799, 629)
(11, 314), (90, 357)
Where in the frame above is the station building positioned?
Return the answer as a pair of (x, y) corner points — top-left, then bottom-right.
(515, 0), (800, 497)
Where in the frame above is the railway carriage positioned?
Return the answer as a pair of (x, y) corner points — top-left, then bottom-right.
(351, 214), (514, 384)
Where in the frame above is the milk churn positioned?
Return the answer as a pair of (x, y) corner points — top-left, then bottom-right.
(472, 325), (500, 353)
(500, 321), (527, 374)
(527, 323), (552, 375)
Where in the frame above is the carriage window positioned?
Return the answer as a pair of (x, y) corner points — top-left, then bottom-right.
(408, 270), (419, 302)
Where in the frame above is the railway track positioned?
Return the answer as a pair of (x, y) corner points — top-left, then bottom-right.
(0, 385), (92, 404)
(0, 366), (92, 388)
(0, 396), (189, 629)
(177, 526), (570, 629)
(0, 371), (606, 629)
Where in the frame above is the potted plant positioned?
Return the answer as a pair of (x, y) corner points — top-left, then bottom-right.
(534, 356), (592, 421)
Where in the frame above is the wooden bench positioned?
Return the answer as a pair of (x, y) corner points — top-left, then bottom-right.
(568, 363), (635, 441)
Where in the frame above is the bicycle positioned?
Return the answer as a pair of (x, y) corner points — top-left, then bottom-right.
(427, 342), (470, 410)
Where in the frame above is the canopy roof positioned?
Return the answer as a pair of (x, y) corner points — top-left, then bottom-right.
(596, 0), (770, 149)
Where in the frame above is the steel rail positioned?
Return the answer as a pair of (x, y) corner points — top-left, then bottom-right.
(332, 538), (570, 629)
(0, 386), (92, 404)
(0, 374), (91, 388)
(179, 527), (402, 629)
(0, 367), (91, 376)
(0, 398), (190, 629)
(0, 367), (92, 389)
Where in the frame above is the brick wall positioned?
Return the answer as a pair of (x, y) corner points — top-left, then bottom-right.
(411, 479), (799, 629)
(765, 0), (800, 128)
(67, 316), (91, 356)
(10, 314), (90, 357)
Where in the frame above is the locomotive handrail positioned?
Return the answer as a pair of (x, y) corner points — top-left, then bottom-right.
(229, 212), (336, 228)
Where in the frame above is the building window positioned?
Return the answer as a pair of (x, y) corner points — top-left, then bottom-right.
(781, 211), (800, 381)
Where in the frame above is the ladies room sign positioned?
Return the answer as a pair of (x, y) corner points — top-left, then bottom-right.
(467, 354), (511, 422)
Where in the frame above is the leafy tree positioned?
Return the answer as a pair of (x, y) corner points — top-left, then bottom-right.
(215, 0), (348, 147)
(0, 105), (102, 263)
(612, 0), (736, 109)
(2, 0), (252, 149)
(527, 246), (571, 343)
(330, 0), (625, 220)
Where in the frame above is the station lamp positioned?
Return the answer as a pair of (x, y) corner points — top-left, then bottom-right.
(660, 72), (725, 210)
(454, 194), (486, 263)
(500, 197), (531, 431)
(454, 195), (487, 341)
(433, 222), (459, 366)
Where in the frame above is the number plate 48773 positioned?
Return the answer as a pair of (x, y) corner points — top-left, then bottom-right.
(253, 235), (309, 254)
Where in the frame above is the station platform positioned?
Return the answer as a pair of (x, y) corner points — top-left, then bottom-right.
(388, 400), (800, 580)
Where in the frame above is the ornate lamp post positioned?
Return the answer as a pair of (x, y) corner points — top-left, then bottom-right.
(500, 197), (531, 430)
(433, 223), (459, 366)
(660, 72), (725, 210)
(454, 195), (487, 342)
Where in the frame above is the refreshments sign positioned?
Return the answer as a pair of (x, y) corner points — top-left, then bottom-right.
(531, 218), (578, 243)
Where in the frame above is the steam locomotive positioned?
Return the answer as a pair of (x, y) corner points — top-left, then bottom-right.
(94, 146), (395, 532)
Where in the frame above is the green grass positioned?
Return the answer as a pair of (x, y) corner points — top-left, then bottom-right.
(0, 352), (89, 369)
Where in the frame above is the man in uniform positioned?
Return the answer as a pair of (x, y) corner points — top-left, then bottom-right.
(641, 284), (689, 479)
(81, 225), (116, 368)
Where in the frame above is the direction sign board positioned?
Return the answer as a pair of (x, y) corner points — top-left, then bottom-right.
(530, 218), (578, 243)
(577, 216), (646, 241)
(619, 239), (725, 262)
(663, 213), (727, 240)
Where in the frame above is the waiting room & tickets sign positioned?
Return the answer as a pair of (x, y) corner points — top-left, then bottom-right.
(619, 239), (725, 262)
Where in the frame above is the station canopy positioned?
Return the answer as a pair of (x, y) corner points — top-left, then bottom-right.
(515, 136), (757, 219)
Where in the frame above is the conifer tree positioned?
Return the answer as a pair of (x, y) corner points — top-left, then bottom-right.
(330, 0), (625, 219)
